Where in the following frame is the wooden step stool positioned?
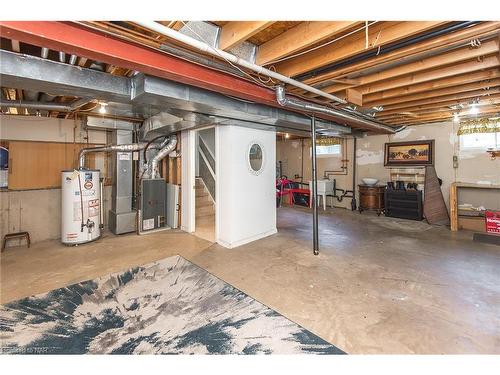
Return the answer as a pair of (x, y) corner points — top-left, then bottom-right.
(2, 231), (31, 252)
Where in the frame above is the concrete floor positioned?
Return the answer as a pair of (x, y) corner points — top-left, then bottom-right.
(1, 207), (499, 354)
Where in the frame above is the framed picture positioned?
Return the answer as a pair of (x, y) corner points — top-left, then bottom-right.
(384, 140), (434, 166)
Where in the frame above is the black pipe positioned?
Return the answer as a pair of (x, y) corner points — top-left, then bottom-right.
(294, 21), (479, 82)
(351, 137), (357, 211)
(311, 116), (319, 256)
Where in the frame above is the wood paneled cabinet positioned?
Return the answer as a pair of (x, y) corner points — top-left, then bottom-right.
(358, 185), (385, 216)
(6, 141), (98, 190)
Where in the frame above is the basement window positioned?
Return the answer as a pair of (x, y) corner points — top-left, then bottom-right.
(459, 132), (500, 150)
(309, 145), (342, 158)
(458, 119), (500, 150)
(315, 144), (342, 156)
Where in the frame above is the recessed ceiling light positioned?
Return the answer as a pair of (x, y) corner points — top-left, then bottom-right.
(469, 103), (479, 115)
(98, 102), (108, 114)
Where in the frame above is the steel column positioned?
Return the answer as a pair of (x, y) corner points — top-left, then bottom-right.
(311, 115), (319, 255)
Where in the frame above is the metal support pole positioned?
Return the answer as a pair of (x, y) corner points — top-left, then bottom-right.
(311, 116), (319, 255)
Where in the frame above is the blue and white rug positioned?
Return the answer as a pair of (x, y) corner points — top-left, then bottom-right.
(0, 255), (344, 354)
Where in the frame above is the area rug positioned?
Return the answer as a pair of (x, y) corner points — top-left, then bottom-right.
(0, 255), (344, 354)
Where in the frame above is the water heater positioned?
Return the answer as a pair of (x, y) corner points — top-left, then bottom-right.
(61, 169), (101, 245)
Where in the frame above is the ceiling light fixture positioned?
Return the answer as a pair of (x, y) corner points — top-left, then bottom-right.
(469, 102), (479, 115)
(98, 102), (108, 114)
(285, 133), (290, 139)
(453, 113), (460, 123)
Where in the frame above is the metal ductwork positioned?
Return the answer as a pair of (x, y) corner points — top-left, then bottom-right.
(1, 50), (352, 136)
(150, 136), (178, 179)
(78, 143), (147, 170)
(134, 21), (347, 105)
(275, 86), (404, 134)
(77, 132), (177, 174)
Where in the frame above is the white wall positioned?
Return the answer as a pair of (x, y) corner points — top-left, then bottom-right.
(356, 121), (500, 208)
(276, 120), (500, 211)
(216, 124), (277, 248)
(181, 130), (195, 233)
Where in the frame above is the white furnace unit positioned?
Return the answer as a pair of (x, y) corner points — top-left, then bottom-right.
(61, 169), (101, 245)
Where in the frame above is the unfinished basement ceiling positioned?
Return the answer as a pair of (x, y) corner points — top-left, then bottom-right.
(1, 21), (499, 128)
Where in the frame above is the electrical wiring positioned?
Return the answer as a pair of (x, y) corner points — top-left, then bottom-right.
(73, 21), (264, 89)
(264, 21), (379, 65)
(179, 21), (278, 90)
(74, 102), (99, 113)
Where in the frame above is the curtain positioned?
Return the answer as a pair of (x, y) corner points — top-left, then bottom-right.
(457, 118), (500, 135)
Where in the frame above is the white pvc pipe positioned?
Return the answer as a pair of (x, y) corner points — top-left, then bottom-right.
(134, 21), (347, 105)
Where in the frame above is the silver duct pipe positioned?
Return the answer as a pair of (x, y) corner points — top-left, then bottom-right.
(78, 138), (173, 170)
(275, 86), (402, 134)
(1, 100), (73, 112)
(58, 51), (66, 63)
(78, 143), (148, 170)
(150, 135), (178, 179)
(134, 21), (347, 105)
(1, 98), (93, 112)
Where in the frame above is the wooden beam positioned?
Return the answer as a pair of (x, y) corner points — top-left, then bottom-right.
(356, 55), (500, 95)
(256, 21), (362, 65)
(158, 21), (184, 31)
(218, 21), (275, 50)
(346, 88), (363, 106)
(11, 39), (20, 52)
(367, 78), (500, 108)
(303, 21), (500, 86)
(275, 21), (448, 77)
(325, 39), (499, 95)
(383, 88), (500, 112)
(363, 69), (500, 103)
(380, 93), (500, 117)
(385, 106), (500, 125)
(378, 97), (500, 119)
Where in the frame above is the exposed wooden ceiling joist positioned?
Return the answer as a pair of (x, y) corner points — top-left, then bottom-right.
(302, 21), (500, 86)
(363, 69), (500, 103)
(256, 21), (362, 65)
(369, 78), (500, 108)
(323, 38), (499, 95)
(11, 39), (20, 52)
(384, 106), (500, 125)
(274, 21), (449, 77)
(380, 87), (500, 113)
(218, 21), (276, 50)
(379, 93), (500, 118)
(379, 95), (500, 117)
(360, 55), (500, 95)
(157, 21), (184, 31)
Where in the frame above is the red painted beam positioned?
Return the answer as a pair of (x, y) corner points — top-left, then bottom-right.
(0, 21), (278, 106)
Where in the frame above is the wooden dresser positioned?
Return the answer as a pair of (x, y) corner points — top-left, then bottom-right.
(358, 185), (385, 216)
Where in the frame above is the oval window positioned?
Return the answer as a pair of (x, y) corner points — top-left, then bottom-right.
(248, 143), (263, 173)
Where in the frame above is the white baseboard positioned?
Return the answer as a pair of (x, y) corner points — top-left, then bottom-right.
(216, 228), (278, 249)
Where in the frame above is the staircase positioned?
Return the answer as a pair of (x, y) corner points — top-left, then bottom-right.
(195, 177), (215, 242)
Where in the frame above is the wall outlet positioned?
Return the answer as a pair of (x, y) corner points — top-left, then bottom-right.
(453, 155), (459, 169)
